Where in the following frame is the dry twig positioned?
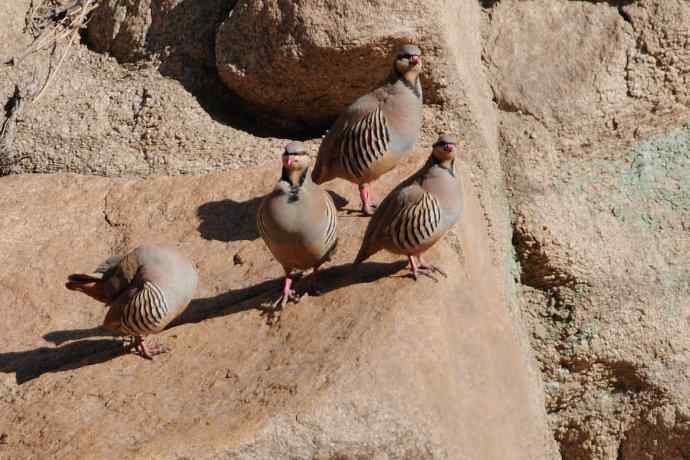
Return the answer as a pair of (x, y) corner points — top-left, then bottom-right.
(9, 0), (99, 103)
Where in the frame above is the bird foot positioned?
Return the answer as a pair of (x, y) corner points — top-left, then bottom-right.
(269, 288), (302, 310)
(361, 203), (377, 216)
(130, 337), (168, 360)
(419, 263), (447, 278)
(410, 265), (446, 283)
(259, 289), (302, 326)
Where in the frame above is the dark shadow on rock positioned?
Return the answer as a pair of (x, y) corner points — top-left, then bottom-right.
(146, 0), (327, 139)
(479, 0), (500, 7)
(43, 327), (123, 346)
(309, 260), (409, 296)
(0, 339), (125, 384)
(10, 261), (408, 383)
(196, 197), (262, 242)
(170, 277), (284, 327)
(169, 260), (408, 328)
(326, 190), (349, 210)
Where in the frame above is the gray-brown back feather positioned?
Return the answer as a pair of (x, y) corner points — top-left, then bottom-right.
(103, 245), (198, 336)
(258, 173), (338, 271)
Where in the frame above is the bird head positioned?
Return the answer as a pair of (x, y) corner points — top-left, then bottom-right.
(282, 141), (311, 173)
(394, 44), (423, 80)
(432, 134), (458, 163)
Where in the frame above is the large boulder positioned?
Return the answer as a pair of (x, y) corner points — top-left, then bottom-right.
(215, 0), (457, 128)
(87, 0), (235, 69)
(0, 157), (555, 459)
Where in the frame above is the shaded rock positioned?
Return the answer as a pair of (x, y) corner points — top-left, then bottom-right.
(87, 0), (235, 69)
(0, 157), (554, 459)
(215, 0), (456, 128)
(0, 43), (298, 177)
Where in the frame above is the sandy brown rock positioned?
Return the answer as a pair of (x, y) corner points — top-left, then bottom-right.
(483, 0), (690, 457)
(0, 0), (299, 177)
(0, 155), (554, 459)
(3, 0), (688, 456)
(87, 0), (235, 69)
(215, 0), (460, 128)
(0, 42), (297, 176)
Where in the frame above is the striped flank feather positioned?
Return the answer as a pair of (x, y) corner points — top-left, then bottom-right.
(120, 281), (169, 336)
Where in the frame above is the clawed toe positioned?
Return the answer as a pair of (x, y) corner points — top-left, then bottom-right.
(415, 269), (440, 283)
(361, 203), (378, 216)
(420, 264), (447, 278)
(409, 264), (447, 283)
(130, 337), (168, 360)
(270, 290), (302, 310)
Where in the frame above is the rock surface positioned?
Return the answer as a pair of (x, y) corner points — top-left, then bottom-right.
(215, 0), (456, 127)
(483, 0), (690, 458)
(87, 0), (235, 68)
(1, 0), (689, 457)
(0, 157), (554, 459)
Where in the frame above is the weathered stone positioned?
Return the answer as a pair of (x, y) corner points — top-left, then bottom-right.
(215, 0), (456, 127)
(0, 159), (555, 459)
(87, 0), (235, 68)
(483, 0), (690, 457)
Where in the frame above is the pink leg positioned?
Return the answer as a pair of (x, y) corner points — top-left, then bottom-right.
(358, 183), (376, 216)
(133, 336), (167, 360)
(408, 255), (420, 280)
(273, 276), (302, 309)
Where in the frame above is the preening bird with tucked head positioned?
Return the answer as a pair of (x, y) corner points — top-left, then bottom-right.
(311, 43), (424, 216)
(354, 133), (464, 282)
(65, 244), (198, 359)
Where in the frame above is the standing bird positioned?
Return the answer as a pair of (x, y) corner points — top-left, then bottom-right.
(257, 142), (338, 308)
(312, 44), (424, 216)
(65, 244), (198, 359)
(354, 134), (463, 281)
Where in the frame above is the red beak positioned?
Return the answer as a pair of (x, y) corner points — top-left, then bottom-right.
(410, 55), (420, 66)
(287, 156), (294, 168)
(445, 144), (455, 152)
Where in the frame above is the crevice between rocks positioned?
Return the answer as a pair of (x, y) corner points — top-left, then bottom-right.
(0, 86), (26, 176)
(511, 224), (575, 291)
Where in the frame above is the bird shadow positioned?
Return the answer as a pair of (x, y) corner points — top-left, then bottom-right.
(0, 336), (126, 384)
(326, 190), (349, 210)
(4, 261), (406, 385)
(196, 196), (263, 242)
(43, 327), (123, 346)
(196, 190), (348, 244)
(171, 259), (409, 327)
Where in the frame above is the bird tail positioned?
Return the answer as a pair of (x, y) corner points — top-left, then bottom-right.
(65, 274), (109, 303)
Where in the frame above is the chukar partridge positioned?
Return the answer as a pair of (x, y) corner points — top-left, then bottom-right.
(258, 142), (338, 308)
(66, 244), (198, 359)
(312, 44), (424, 215)
(354, 134), (463, 281)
